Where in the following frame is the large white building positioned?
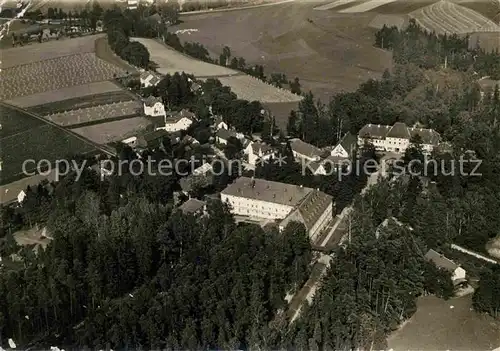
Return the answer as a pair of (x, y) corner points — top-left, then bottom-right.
(358, 122), (440, 154)
(221, 177), (334, 240)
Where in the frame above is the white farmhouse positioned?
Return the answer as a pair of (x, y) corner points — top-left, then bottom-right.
(143, 96), (165, 117)
(244, 141), (276, 166)
(157, 109), (196, 133)
(425, 249), (467, 285)
(221, 177), (334, 240)
(358, 122), (440, 154)
(140, 71), (162, 88)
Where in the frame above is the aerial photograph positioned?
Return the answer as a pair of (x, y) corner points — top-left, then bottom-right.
(0, 0), (499, 349)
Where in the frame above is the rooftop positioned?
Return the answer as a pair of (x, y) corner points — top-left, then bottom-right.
(290, 138), (323, 159)
(425, 249), (459, 272)
(144, 95), (162, 107)
(221, 177), (313, 207)
(386, 122), (411, 139)
(179, 198), (206, 214)
(251, 141), (275, 155)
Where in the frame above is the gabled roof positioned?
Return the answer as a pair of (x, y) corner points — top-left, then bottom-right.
(179, 198), (205, 214)
(221, 177), (313, 206)
(410, 128), (440, 145)
(280, 189), (333, 232)
(358, 124), (391, 139)
(144, 95), (162, 107)
(386, 122), (411, 139)
(166, 109), (196, 124)
(290, 138), (323, 159)
(424, 249), (459, 272)
(338, 132), (357, 153)
(216, 128), (238, 140)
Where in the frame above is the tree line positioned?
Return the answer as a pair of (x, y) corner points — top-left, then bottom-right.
(375, 19), (500, 79)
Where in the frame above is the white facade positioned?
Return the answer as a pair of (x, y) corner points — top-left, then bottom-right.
(292, 150), (319, 162)
(307, 201), (333, 240)
(17, 190), (26, 204)
(144, 102), (166, 117)
(122, 136), (138, 147)
(216, 121), (228, 130)
(157, 117), (193, 133)
(221, 193), (295, 220)
(452, 267), (467, 283)
(331, 144), (349, 158)
(244, 142), (275, 166)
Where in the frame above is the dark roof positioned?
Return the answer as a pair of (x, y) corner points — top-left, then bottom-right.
(142, 129), (169, 143)
(424, 249), (459, 272)
(290, 138), (323, 159)
(338, 132), (357, 153)
(386, 122), (411, 139)
(251, 142), (275, 155)
(358, 124), (391, 139)
(280, 189), (333, 232)
(216, 128), (238, 140)
(144, 95), (162, 107)
(179, 198), (205, 214)
(410, 128), (440, 145)
(221, 177), (313, 206)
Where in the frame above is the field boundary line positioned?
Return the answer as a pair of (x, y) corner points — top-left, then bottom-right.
(0, 102), (116, 157)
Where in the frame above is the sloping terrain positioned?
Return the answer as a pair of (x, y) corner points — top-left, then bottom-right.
(133, 37), (303, 103)
(175, 1), (392, 101)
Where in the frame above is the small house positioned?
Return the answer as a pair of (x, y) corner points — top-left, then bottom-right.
(424, 249), (467, 285)
(157, 109), (196, 133)
(244, 141), (276, 166)
(289, 138), (324, 162)
(143, 96), (165, 117)
(179, 198), (206, 215)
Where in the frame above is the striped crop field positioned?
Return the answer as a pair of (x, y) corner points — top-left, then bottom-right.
(45, 101), (142, 127)
(0, 53), (126, 101)
(5, 81), (123, 108)
(0, 34), (104, 69)
(338, 0), (399, 13)
(409, 0), (500, 35)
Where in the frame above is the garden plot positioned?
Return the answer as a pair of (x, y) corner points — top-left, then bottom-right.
(132, 37), (237, 76)
(1, 34), (104, 69)
(215, 75), (303, 103)
(339, 0), (399, 13)
(5, 81), (123, 108)
(71, 117), (153, 145)
(45, 101), (142, 127)
(410, 0), (500, 35)
(0, 53), (126, 101)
